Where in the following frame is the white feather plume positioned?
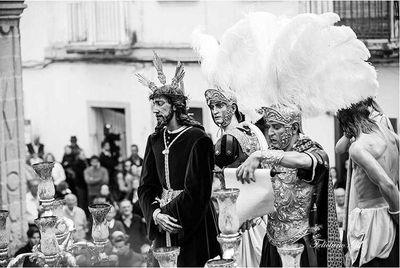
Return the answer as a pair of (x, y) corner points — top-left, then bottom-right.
(264, 12), (379, 116)
(191, 27), (219, 84)
(192, 12), (376, 119)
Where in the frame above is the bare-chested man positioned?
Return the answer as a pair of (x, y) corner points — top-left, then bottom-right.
(337, 99), (399, 267)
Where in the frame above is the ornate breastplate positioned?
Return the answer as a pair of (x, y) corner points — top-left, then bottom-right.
(265, 165), (315, 247)
(225, 127), (259, 156)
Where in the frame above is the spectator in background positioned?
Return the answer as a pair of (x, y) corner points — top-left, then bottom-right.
(72, 150), (89, 214)
(329, 167), (338, 188)
(69, 136), (81, 158)
(100, 141), (117, 179)
(334, 188), (345, 228)
(128, 177), (142, 218)
(55, 181), (72, 199)
(127, 145), (143, 167)
(115, 161), (123, 173)
(110, 231), (145, 267)
(116, 161), (134, 200)
(72, 225), (87, 244)
(62, 146), (75, 168)
(71, 225), (90, 267)
(84, 155), (109, 203)
(123, 160), (132, 173)
(335, 187), (345, 242)
(103, 124), (121, 163)
(26, 179), (41, 226)
(106, 205), (125, 237)
(26, 135), (44, 160)
(62, 146), (77, 195)
(116, 200), (149, 254)
(100, 141), (118, 197)
(44, 153), (66, 187)
(63, 194), (88, 230)
(14, 226), (41, 267)
(130, 164), (142, 184)
(99, 185), (118, 209)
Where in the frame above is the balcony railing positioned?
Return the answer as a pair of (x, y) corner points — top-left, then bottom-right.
(67, 1), (133, 47)
(333, 1), (398, 42)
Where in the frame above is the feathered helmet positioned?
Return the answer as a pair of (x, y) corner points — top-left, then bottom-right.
(136, 51), (187, 108)
(193, 12), (378, 128)
(191, 28), (242, 127)
(259, 105), (303, 133)
(204, 87), (237, 107)
(191, 27), (238, 108)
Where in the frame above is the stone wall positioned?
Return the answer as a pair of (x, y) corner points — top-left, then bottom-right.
(0, 0), (27, 253)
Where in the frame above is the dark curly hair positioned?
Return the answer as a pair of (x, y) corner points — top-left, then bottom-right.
(233, 104), (245, 123)
(337, 100), (378, 138)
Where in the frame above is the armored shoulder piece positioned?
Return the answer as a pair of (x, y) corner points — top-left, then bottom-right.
(214, 125), (260, 168)
(226, 126), (260, 156)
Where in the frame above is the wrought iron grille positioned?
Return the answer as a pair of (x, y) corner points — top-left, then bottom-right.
(333, 1), (392, 40)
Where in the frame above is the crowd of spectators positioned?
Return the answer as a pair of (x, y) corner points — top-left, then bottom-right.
(23, 135), (148, 267)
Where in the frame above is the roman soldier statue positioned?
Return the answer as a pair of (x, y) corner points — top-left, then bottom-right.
(193, 25), (273, 267)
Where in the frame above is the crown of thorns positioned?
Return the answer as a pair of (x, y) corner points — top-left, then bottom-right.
(136, 51), (186, 100)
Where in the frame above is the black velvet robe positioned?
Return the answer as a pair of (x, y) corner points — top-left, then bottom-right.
(138, 126), (221, 267)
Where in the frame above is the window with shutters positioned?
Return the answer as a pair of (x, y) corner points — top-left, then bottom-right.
(68, 1), (132, 46)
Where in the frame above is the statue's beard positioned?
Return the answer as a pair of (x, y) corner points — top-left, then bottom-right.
(156, 110), (174, 129)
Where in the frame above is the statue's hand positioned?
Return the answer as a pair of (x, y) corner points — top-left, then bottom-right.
(239, 220), (251, 232)
(236, 151), (261, 184)
(213, 166), (225, 189)
(239, 218), (259, 232)
(155, 213), (182, 234)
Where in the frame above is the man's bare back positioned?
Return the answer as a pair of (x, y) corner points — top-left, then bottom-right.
(350, 124), (399, 209)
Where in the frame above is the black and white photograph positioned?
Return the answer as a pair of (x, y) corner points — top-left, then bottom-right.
(0, 0), (398, 267)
